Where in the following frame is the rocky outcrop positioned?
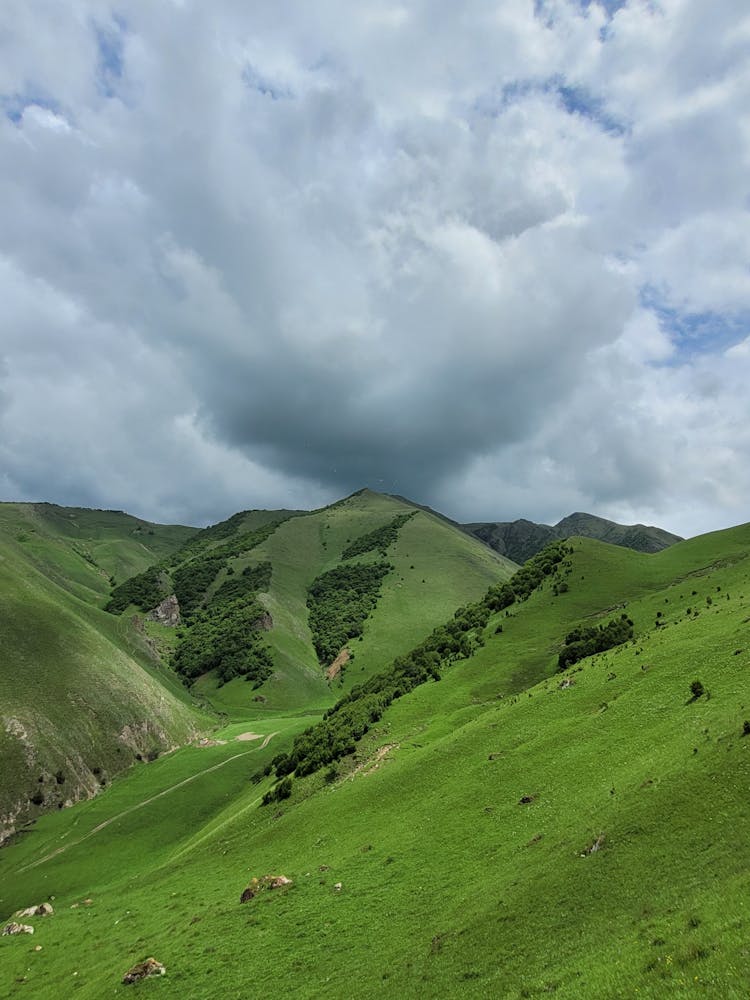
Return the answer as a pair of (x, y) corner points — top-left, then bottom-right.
(3, 922), (34, 935)
(240, 874), (292, 902)
(122, 958), (166, 984)
(148, 595), (181, 627)
(16, 903), (53, 918)
(252, 611), (273, 631)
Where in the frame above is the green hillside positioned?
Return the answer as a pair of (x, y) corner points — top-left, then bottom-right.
(1, 516), (749, 998)
(117, 489), (516, 720)
(0, 504), (207, 841)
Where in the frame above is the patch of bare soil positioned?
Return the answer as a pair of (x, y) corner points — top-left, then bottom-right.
(235, 732), (263, 742)
(326, 647), (350, 681)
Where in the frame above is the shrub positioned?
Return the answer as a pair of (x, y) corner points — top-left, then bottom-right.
(690, 680), (705, 700)
(558, 615), (634, 670)
(106, 567), (165, 614)
(261, 776), (292, 805)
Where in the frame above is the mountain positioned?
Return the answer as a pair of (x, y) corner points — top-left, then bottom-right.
(109, 489), (516, 716)
(464, 510), (682, 562)
(1, 494), (748, 998)
(0, 503), (205, 842)
(0, 491), (514, 836)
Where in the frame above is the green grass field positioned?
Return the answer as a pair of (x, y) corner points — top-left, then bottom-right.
(0, 504), (207, 838)
(2, 500), (750, 998)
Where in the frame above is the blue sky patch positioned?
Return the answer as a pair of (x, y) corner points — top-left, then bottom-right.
(474, 75), (626, 135)
(94, 15), (126, 98)
(641, 286), (750, 365)
(1, 91), (62, 124)
(242, 65), (293, 101)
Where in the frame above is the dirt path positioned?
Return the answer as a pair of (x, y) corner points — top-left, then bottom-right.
(17, 733), (279, 873)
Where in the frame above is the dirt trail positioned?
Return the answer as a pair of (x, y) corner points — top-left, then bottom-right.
(17, 733), (279, 873)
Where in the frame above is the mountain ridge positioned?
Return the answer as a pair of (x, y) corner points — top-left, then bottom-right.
(463, 509), (682, 563)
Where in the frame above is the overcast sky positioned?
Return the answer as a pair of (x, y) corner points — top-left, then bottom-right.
(1, 0), (749, 536)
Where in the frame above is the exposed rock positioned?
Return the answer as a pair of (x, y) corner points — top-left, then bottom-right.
(326, 647), (350, 681)
(266, 875), (292, 889)
(333, 882), (343, 892)
(558, 678), (575, 690)
(518, 794), (536, 805)
(252, 695), (267, 703)
(252, 611), (273, 631)
(240, 874), (293, 902)
(148, 595), (181, 627)
(122, 958), (166, 984)
(15, 903), (53, 918)
(3, 923), (34, 935)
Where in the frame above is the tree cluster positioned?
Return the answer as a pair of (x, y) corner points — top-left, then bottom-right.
(341, 512), (416, 560)
(211, 561), (272, 606)
(306, 562), (393, 665)
(274, 600), (491, 779)
(272, 539), (578, 782)
(172, 597), (273, 686)
(105, 567), (165, 614)
(509, 540), (570, 601)
(557, 614), (634, 670)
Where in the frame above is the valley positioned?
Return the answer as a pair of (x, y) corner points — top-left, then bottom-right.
(1, 493), (749, 998)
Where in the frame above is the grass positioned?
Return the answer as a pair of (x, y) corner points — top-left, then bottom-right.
(191, 490), (514, 717)
(2, 502), (750, 998)
(0, 504), (208, 836)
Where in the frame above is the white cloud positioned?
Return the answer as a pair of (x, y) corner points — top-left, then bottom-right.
(0, 0), (748, 534)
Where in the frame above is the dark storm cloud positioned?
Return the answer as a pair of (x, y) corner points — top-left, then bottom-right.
(0, 0), (749, 535)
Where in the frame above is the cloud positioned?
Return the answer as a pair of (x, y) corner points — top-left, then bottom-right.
(0, 0), (748, 534)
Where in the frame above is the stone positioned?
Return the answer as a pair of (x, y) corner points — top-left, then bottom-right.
(2, 923), (34, 936)
(240, 874), (293, 903)
(148, 595), (181, 627)
(122, 958), (166, 984)
(16, 903), (53, 917)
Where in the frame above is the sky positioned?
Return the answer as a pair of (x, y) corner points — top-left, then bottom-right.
(1, 0), (749, 537)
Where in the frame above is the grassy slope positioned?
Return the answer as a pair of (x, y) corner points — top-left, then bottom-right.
(193, 490), (515, 718)
(2, 526), (749, 996)
(8, 502), (197, 593)
(0, 505), (207, 837)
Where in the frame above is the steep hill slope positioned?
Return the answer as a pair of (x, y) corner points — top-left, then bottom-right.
(108, 490), (516, 719)
(0, 504), (207, 841)
(465, 510), (682, 562)
(2, 523), (749, 998)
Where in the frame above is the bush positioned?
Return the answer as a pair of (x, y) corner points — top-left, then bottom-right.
(558, 615), (634, 670)
(261, 776), (293, 806)
(690, 680), (705, 700)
